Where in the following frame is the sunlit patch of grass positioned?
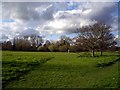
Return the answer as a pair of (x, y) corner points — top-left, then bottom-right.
(2, 51), (119, 88)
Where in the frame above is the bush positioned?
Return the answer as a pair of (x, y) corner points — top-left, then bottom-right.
(48, 45), (58, 52)
(78, 52), (92, 57)
(37, 46), (49, 52)
(59, 45), (68, 52)
(97, 57), (120, 67)
(69, 45), (78, 52)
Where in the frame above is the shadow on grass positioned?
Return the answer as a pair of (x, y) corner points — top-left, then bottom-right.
(76, 52), (120, 67)
(2, 57), (54, 88)
(96, 57), (120, 67)
(78, 54), (120, 58)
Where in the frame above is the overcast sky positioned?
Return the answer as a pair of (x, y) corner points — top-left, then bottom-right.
(1, 0), (119, 42)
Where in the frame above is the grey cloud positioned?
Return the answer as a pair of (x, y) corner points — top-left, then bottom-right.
(43, 26), (53, 30)
(19, 28), (40, 36)
(2, 2), (54, 22)
(40, 4), (54, 20)
(1, 2), (118, 41)
(81, 2), (118, 24)
(55, 11), (76, 19)
(2, 2), (55, 40)
(2, 34), (8, 39)
(111, 16), (118, 31)
(63, 27), (77, 34)
(53, 2), (118, 34)
(10, 3), (40, 21)
(115, 36), (120, 46)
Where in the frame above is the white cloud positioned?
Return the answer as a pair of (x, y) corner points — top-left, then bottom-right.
(1, 2), (118, 41)
(115, 35), (120, 46)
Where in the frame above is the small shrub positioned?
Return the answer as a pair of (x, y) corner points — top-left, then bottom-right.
(17, 57), (21, 60)
(78, 52), (92, 57)
(59, 45), (68, 52)
(37, 46), (48, 52)
(97, 57), (120, 67)
(48, 45), (58, 52)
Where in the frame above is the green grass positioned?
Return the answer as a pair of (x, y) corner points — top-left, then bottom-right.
(2, 51), (120, 88)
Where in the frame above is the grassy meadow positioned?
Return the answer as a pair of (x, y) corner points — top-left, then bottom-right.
(2, 51), (120, 88)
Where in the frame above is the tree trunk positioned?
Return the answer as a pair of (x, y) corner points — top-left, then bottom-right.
(100, 49), (103, 56)
(92, 49), (95, 57)
(100, 45), (103, 56)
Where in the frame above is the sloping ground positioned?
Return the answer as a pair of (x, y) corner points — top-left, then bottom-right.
(2, 51), (119, 88)
(2, 57), (53, 88)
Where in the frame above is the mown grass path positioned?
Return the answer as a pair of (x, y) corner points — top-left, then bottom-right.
(2, 51), (119, 88)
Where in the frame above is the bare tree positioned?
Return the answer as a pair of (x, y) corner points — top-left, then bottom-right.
(76, 26), (97, 56)
(91, 23), (116, 56)
(76, 22), (116, 56)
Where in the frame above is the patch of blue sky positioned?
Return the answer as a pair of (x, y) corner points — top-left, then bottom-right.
(2, 26), (10, 29)
(116, 0), (120, 2)
(66, 33), (77, 38)
(66, 2), (79, 10)
(0, 19), (15, 23)
(45, 33), (78, 41)
(45, 34), (61, 41)
(112, 30), (118, 36)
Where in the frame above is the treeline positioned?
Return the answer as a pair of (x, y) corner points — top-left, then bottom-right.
(0, 22), (119, 55)
(1, 35), (43, 51)
(0, 36), (81, 52)
(1, 36), (118, 52)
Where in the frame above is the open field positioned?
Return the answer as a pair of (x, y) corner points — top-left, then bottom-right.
(2, 51), (120, 88)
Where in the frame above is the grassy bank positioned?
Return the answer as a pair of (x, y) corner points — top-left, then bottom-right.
(2, 51), (119, 88)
